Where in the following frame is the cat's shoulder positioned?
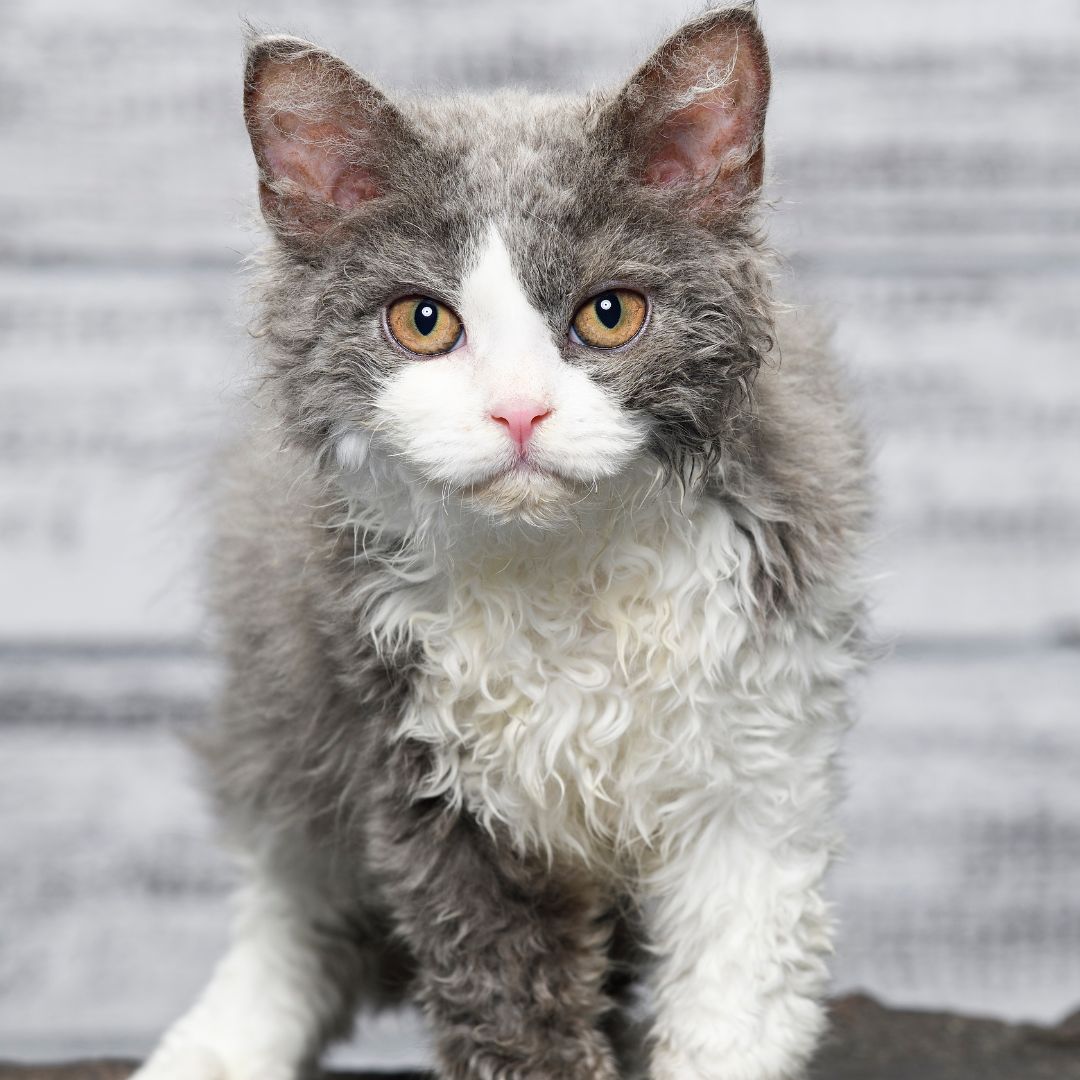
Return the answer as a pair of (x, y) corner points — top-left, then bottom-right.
(706, 300), (871, 612)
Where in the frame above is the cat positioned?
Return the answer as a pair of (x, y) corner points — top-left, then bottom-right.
(133, 5), (869, 1080)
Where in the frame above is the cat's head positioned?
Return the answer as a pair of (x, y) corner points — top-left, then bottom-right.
(244, 5), (774, 534)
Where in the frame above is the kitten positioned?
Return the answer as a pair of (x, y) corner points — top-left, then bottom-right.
(134, 6), (869, 1080)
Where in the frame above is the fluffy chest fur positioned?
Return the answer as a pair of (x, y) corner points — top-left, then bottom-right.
(376, 494), (853, 867)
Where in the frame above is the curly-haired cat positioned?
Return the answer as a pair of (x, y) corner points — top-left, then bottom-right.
(134, 6), (869, 1080)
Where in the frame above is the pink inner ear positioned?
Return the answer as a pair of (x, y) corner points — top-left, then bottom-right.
(643, 151), (692, 189)
(643, 96), (754, 190)
(262, 112), (381, 210)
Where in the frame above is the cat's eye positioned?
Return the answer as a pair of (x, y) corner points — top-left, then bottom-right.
(385, 296), (464, 356)
(570, 289), (648, 350)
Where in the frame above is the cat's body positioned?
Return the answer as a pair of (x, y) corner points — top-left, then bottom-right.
(136, 8), (869, 1080)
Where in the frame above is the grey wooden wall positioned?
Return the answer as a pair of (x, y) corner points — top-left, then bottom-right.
(1, 0), (1078, 1062)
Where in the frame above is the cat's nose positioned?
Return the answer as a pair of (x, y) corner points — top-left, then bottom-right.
(489, 400), (551, 451)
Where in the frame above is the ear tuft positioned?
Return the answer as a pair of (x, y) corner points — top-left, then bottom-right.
(608, 5), (771, 215)
(243, 35), (404, 240)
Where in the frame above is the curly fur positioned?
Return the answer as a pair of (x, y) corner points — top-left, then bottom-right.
(133, 7), (871, 1080)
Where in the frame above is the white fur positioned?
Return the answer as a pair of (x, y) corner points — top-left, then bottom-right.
(643, 749), (839, 1080)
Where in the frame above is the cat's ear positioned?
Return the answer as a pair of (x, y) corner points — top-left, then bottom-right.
(243, 35), (409, 242)
(603, 5), (770, 215)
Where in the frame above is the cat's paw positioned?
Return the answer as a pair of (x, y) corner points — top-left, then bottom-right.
(650, 1043), (699, 1080)
(130, 1041), (226, 1080)
(131, 1038), (298, 1080)
(651, 1041), (796, 1080)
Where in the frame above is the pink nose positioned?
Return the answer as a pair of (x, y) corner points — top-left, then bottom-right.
(490, 401), (551, 450)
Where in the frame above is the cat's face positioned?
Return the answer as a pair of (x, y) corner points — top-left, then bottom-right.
(244, 8), (772, 531)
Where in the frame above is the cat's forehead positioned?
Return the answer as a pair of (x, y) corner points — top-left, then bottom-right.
(404, 90), (593, 166)
(406, 91), (603, 227)
(386, 89), (643, 309)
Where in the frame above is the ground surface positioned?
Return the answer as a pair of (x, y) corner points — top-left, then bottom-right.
(2, 0), (1079, 1062)
(4, 995), (1080, 1080)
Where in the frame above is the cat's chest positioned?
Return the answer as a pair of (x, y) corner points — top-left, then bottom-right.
(395, 502), (758, 859)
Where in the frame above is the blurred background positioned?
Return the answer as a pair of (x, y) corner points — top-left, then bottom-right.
(1, 0), (1078, 1066)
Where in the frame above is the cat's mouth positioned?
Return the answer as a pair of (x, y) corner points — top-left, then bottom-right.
(460, 460), (584, 525)
(472, 453), (576, 486)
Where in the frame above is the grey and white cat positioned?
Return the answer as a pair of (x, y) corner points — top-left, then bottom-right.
(134, 6), (869, 1080)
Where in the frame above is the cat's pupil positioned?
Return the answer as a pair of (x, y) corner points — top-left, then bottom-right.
(414, 302), (438, 336)
(595, 293), (621, 329)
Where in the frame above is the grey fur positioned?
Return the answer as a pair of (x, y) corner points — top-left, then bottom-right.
(189, 6), (869, 1079)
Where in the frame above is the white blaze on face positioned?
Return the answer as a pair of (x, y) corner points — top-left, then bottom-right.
(371, 223), (646, 494)
(457, 221), (561, 407)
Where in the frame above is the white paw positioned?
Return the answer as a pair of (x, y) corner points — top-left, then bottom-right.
(131, 1040), (226, 1080)
(650, 1043), (698, 1080)
(132, 1037), (299, 1080)
(651, 1040), (796, 1080)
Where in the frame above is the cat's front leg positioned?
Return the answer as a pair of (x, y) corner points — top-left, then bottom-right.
(368, 749), (618, 1080)
(642, 788), (837, 1080)
(132, 852), (379, 1080)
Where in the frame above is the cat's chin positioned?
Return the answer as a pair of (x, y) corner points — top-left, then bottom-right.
(461, 467), (584, 529)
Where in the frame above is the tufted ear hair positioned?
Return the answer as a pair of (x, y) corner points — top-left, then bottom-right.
(603, 5), (771, 217)
(243, 34), (411, 243)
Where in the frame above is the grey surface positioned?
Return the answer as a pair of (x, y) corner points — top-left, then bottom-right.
(4, 994), (1080, 1079)
(1, 0), (1079, 1061)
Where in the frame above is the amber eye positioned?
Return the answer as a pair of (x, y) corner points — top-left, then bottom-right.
(571, 289), (648, 349)
(385, 296), (463, 355)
